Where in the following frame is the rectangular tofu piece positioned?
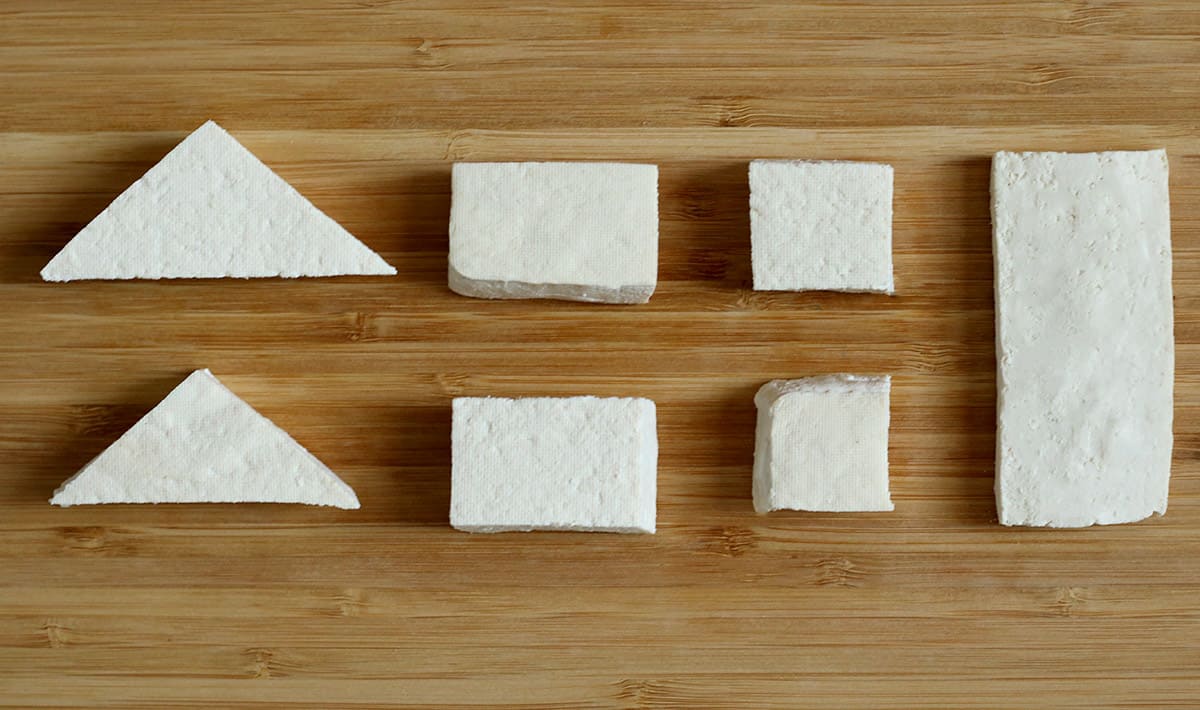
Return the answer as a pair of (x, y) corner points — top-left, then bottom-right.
(753, 375), (893, 513)
(448, 162), (658, 304)
(993, 149), (1173, 527)
(451, 396), (657, 533)
(750, 159), (894, 293)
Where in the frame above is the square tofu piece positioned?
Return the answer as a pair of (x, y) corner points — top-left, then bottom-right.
(451, 396), (657, 533)
(753, 376), (893, 513)
(993, 149), (1173, 527)
(750, 159), (894, 293)
(448, 162), (659, 303)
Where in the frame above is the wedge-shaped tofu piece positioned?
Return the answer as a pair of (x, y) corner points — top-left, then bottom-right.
(753, 375), (893, 513)
(993, 149), (1173, 527)
(50, 369), (359, 508)
(750, 159), (894, 293)
(451, 396), (657, 532)
(448, 162), (658, 303)
(41, 120), (395, 281)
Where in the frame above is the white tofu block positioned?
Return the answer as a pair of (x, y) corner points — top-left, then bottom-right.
(993, 149), (1173, 527)
(448, 162), (658, 303)
(451, 396), (657, 532)
(41, 120), (395, 281)
(750, 159), (894, 293)
(753, 375), (893, 513)
(50, 369), (359, 509)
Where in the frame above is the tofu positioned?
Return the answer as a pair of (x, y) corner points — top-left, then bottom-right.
(451, 396), (657, 532)
(753, 375), (893, 513)
(448, 162), (658, 303)
(50, 369), (359, 509)
(41, 120), (395, 281)
(992, 149), (1173, 527)
(750, 159), (894, 293)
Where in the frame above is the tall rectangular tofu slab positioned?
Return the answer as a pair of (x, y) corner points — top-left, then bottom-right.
(993, 150), (1173, 527)
(449, 162), (658, 304)
(451, 396), (657, 533)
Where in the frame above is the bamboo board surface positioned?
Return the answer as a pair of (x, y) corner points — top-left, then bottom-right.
(2, 2), (1199, 708)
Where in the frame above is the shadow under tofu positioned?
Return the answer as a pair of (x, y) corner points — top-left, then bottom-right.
(658, 161), (753, 290)
(383, 403), (452, 527)
(929, 155), (998, 525)
(379, 166), (452, 292)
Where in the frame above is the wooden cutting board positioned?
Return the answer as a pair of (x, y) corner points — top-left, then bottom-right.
(1, 2), (1198, 707)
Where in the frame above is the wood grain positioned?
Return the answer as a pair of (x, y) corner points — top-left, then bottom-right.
(1, 2), (1199, 708)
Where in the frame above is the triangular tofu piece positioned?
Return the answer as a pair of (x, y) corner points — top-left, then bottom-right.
(50, 370), (360, 509)
(41, 120), (395, 281)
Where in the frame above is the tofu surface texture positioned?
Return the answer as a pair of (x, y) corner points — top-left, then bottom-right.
(451, 396), (657, 532)
(50, 369), (360, 508)
(750, 159), (894, 293)
(448, 162), (659, 303)
(753, 375), (893, 513)
(993, 149), (1173, 527)
(41, 120), (395, 281)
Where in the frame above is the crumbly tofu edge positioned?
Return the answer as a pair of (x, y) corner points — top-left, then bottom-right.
(448, 264), (654, 304)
